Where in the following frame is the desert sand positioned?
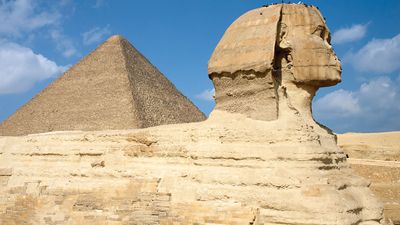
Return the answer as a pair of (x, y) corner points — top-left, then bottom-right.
(338, 132), (400, 224)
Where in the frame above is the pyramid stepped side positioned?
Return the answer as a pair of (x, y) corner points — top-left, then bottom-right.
(0, 35), (205, 136)
(119, 38), (206, 128)
(0, 37), (139, 136)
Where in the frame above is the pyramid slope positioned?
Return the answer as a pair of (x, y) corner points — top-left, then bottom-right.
(0, 35), (205, 136)
(119, 37), (205, 128)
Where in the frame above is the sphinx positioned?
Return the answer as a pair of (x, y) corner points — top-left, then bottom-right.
(209, 4), (341, 122)
(0, 4), (387, 225)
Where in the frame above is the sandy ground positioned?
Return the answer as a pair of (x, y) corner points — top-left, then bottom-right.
(338, 132), (400, 224)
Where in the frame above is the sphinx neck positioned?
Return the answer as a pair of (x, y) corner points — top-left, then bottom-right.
(276, 78), (317, 124)
(209, 69), (320, 125)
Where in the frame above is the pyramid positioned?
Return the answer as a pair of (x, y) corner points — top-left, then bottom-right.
(0, 35), (205, 136)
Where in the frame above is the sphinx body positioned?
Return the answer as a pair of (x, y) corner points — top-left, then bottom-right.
(0, 4), (386, 225)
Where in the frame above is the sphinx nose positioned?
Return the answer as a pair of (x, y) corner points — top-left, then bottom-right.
(334, 54), (341, 65)
(329, 47), (340, 63)
(335, 57), (342, 72)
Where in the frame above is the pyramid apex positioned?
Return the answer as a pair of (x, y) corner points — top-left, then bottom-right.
(107, 34), (125, 42)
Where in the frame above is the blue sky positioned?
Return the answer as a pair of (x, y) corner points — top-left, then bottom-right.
(0, 0), (399, 133)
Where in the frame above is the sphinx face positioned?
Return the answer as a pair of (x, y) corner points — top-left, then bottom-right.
(281, 5), (341, 87)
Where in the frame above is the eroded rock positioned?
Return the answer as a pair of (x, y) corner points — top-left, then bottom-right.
(0, 3), (387, 225)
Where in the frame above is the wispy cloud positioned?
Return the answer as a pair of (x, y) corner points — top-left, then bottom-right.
(0, 39), (68, 94)
(196, 88), (215, 101)
(344, 33), (400, 74)
(49, 29), (78, 58)
(332, 24), (368, 45)
(0, 0), (60, 37)
(82, 25), (111, 45)
(314, 76), (400, 132)
(93, 0), (106, 8)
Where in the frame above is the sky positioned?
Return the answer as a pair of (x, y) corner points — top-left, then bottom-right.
(0, 0), (399, 133)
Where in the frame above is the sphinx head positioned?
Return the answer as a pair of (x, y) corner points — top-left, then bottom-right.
(208, 4), (341, 121)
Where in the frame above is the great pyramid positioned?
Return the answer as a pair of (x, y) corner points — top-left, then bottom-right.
(0, 35), (205, 136)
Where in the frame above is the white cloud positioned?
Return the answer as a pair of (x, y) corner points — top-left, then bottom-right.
(0, 0), (60, 37)
(313, 76), (400, 132)
(82, 25), (111, 45)
(332, 24), (368, 45)
(0, 40), (67, 94)
(314, 89), (361, 118)
(196, 88), (215, 101)
(0, 1), (78, 58)
(344, 34), (400, 74)
(50, 29), (78, 58)
(93, 0), (106, 8)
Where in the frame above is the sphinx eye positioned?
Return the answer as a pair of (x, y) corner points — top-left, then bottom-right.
(313, 25), (326, 40)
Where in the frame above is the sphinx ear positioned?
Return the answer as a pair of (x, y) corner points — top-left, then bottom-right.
(277, 22), (292, 52)
(208, 5), (282, 77)
(274, 21), (294, 72)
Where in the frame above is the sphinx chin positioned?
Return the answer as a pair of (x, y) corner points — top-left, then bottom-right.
(292, 65), (342, 87)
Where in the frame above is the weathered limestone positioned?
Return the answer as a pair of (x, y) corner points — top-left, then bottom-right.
(338, 132), (400, 224)
(209, 5), (281, 121)
(0, 113), (387, 224)
(209, 4), (341, 122)
(0, 35), (206, 136)
(0, 3), (388, 225)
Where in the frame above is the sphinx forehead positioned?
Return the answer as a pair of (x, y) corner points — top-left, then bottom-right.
(208, 4), (326, 75)
(282, 4), (327, 31)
